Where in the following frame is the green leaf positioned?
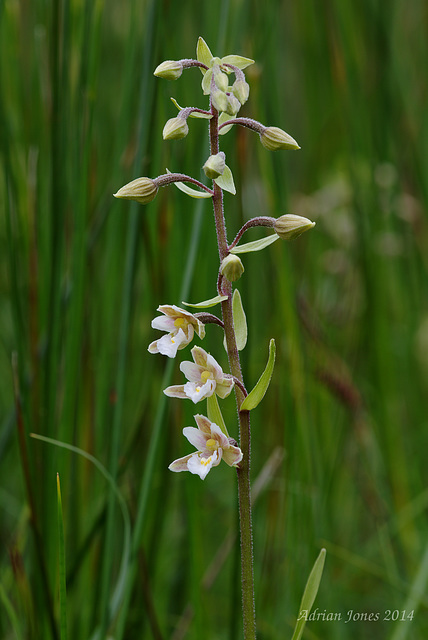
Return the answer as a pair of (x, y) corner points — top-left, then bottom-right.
(173, 181), (213, 199)
(291, 549), (326, 640)
(170, 97), (212, 119)
(214, 164), (236, 195)
(225, 289), (247, 351)
(240, 338), (276, 411)
(221, 54), (255, 70)
(57, 474), (68, 640)
(230, 234), (280, 254)
(182, 294), (228, 309)
(166, 169), (212, 199)
(218, 112), (234, 135)
(197, 36), (213, 70)
(207, 394), (228, 436)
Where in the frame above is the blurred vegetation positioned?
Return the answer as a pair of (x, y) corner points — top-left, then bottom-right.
(1, 0), (428, 638)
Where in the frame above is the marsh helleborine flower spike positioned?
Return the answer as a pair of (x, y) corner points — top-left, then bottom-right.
(168, 414), (243, 480)
(164, 345), (234, 403)
(148, 305), (205, 358)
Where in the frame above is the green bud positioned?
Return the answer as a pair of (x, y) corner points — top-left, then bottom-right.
(232, 79), (250, 105)
(154, 60), (183, 80)
(213, 66), (229, 92)
(203, 152), (226, 179)
(260, 126), (300, 151)
(225, 93), (241, 115)
(163, 116), (189, 140)
(273, 214), (315, 240)
(113, 177), (158, 204)
(220, 254), (245, 282)
(211, 89), (229, 113)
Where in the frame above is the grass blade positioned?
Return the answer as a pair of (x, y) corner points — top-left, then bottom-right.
(56, 474), (67, 640)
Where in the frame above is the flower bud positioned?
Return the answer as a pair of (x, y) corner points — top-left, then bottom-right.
(113, 177), (158, 204)
(260, 126), (300, 151)
(213, 67), (229, 92)
(211, 89), (229, 113)
(220, 254), (245, 282)
(225, 93), (241, 116)
(203, 152), (226, 179)
(232, 79), (250, 105)
(273, 214), (315, 240)
(154, 60), (183, 80)
(163, 116), (189, 140)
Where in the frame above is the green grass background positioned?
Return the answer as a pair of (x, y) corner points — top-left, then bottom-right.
(1, 0), (428, 638)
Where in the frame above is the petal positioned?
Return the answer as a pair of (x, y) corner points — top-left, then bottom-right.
(191, 346), (209, 367)
(163, 385), (188, 399)
(168, 453), (195, 472)
(194, 414), (212, 434)
(182, 426), (209, 450)
(194, 320), (206, 339)
(205, 352), (224, 379)
(222, 444), (243, 467)
(183, 323), (195, 343)
(156, 330), (187, 357)
(147, 340), (159, 354)
(215, 377), (234, 399)
(157, 304), (181, 317)
(180, 361), (205, 382)
(187, 451), (218, 480)
(151, 316), (176, 331)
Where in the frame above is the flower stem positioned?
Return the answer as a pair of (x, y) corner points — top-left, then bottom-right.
(209, 104), (257, 640)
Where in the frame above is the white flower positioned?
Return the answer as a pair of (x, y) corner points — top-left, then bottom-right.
(164, 346), (234, 403)
(148, 305), (205, 358)
(169, 414), (243, 480)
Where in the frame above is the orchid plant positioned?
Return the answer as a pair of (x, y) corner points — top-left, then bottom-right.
(115, 37), (323, 640)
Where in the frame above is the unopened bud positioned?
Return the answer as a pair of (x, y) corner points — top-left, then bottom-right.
(273, 214), (315, 240)
(260, 126), (300, 151)
(163, 116), (189, 140)
(203, 152), (226, 179)
(225, 93), (241, 116)
(220, 254), (245, 282)
(154, 60), (183, 81)
(114, 177), (158, 204)
(211, 89), (229, 114)
(232, 79), (250, 105)
(213, 67), (229, 92)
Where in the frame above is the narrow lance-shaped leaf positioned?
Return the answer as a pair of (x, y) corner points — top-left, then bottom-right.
(214, 165), (236, 195)
(224, 289), (247, 352)
(166, 169), (212, 199)
(182, 294), (228, 309)
(218, 112), (234, 135)
(207, 394), (228, 437)
(240, 338), (275, 411)
(291, 549), (326, 640)
(230, 234), (280, 254)
(170, 97), (212, 119)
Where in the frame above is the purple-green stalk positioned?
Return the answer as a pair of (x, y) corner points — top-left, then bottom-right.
(209, 105), (256, 640)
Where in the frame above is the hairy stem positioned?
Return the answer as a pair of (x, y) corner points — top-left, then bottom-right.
(209, 104), (256, 640)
